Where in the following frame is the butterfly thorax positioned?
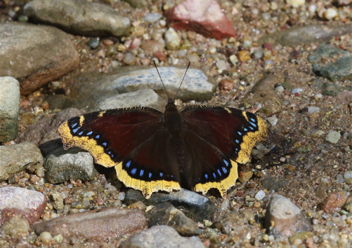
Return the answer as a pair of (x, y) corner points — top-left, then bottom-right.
(164, 99), (183, 135)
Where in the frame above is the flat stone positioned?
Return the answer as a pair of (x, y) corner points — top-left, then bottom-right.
(0, 143), (43, 181)
(97, 89), (166, 112)
(0, 23), (79, 95)
(165, 0), (236, 40)
(44, 147), (99, 184)
(265, 194), (312, 237)
(16, 108), (82, 146)
(0, 187), (46, 226)
(258, 23), (352, 46)
(31, 208), (147, 241)
(318, 191), (349, 213)
(146, 202), (201, 236)
(124, 188), (216, 222)
(120, 225), (205, 248)
(0, 77), (20, 142)
(23, 0), (130, 37)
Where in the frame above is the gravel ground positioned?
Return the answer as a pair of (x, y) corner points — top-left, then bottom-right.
(1, 0), (352, 247)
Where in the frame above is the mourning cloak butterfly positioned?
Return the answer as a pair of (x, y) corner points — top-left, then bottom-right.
(58, 68), (267, 199)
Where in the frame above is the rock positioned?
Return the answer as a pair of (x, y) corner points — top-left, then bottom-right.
(31, 208), (147, 241)
(308, 44), (352, 81)
(261, 177), (287, 192)
(140, 40), (165, 56)
(144, 13), (163, 23)
(120, 225), (205, 248)
(0, 77), (20, 142)
(0, 215), (30, 237)
(47, 67), (215, 111)
(44, 147), (99, 184)
(146, 202), (201, 236)
(165, 28), (181, 50)
(265, 194), (312, 237)
(286, 0), (305, 7)
(325, 131), (341, 144)
(124, 188), (215, 222)
(258, 23), (352, 46)
(214, 210), (254, 235)
(0, 187), (46, 226)
(0, 143), (43, 181)
(16, 108), (82, 146)
(255, 190), (266, 201)
(318, 191), (349, 213)
(23, 0), (130, 37)
(344, 171), (352, 185)
(343, 194), (352, 213)
(0, 23), (79, 95)
(98, 89), (166, 111)
(122, 0), (147, 8)
(165, 0), (236, 40)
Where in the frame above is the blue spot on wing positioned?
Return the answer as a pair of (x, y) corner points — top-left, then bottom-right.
(237, 131), (242, 136)
(87, 131), (93, 135)
(131, 168), (137, 175)
(102, 142), (107, 147)
(222, 167), (228, 174)
(126, 161), (131, 168)
(148, 172), (152, 179)
(159, 172), (163, 177)
(140, 169), (144, 177)
(71, 123), (77, 128)
(204, 174), (208, 179)
(223, 159), (229, 167)
(78, 131), (84, 136)
(95, 134), (100, 139)
(72, 127), (80, 134)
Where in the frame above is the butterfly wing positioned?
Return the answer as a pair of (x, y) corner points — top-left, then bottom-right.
(181, 106), (267, 196)
(58, 108), (180, 198)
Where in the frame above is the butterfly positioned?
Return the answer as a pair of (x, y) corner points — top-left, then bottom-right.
(58, 65), (267, 199)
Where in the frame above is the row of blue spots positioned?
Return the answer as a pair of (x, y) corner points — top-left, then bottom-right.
(203, 160), (230, 180)
(124, 160), (167, 179)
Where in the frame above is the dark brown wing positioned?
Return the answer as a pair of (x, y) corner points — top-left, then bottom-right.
(180, 106), (267, 196)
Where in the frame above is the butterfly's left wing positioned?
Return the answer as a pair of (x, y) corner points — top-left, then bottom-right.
(181, 106), (267, 196)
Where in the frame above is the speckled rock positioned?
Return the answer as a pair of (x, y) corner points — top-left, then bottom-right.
(265, 194), (312, 237)
(308, 44), (352, 81)
(0, 77), (20, 142)
(44, 147), (99, 184)
(318, 191), (349, 213)
(0, 143), (43, 181)
(15, 108), (82, 146)
(0, 23), (79, 95)
(0, 187), (46, 226)
(98, 89), (166, 112)
(0, 215), (30, 237)
(146, 202), (201, 236)
(31, 208), (147, 241)
(165, 0), (236, 40)
(259, 23), (352, 46)
(120, 225), (205, 248)
(23, 0), (131, 37)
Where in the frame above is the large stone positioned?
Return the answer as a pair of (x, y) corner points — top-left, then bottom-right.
(23, 0), (131, 37)
(31, 208), (147, 241)
(0, 187), (46, 226)
(0, 77), (20, 142)
(0, 23), (79, 95)
(0, 143), (43, 181)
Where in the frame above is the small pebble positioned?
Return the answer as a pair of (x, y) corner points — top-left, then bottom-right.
(40, 231), (52, 244)
(53, 234), (64, 244)
(216, 60), (229, 71)
(255, 190), (266, 201)
(324, 8), (338, 20)
(229, 54), (238, 65)
(286, 0), (306, 7)
(325, 131), (341, 144)
(307, 106), (320, 115)
(253, 49), (263, 59)
(292, 88), (303, 94)
(87, 38), (99, 49)
(267, 116), (278, 126)
(144, 13), (162, 23)
(344, 171), (352, 185)
(117, 192), (125, 201)
(165, 28), (181, 50)
(237, 51), (251, 62)
(123, 53), (137, 65)
(275, 86), (284, 94)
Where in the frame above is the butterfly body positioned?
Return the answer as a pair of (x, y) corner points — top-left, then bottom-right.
(58, 98), (267, 198)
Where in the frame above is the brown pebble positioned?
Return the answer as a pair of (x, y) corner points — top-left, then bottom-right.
(318, 191), (349, 213)
(263, 43), (273, 50)
(128, 201), (146, 211)
(219, 79), (234, 91)
(239, 170), (253, 183)
(237, 50), (251, 62)
(154, 50), (166, 61)
(103, 39), (114, 46)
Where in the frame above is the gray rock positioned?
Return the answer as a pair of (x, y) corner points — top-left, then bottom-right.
(44, 147), (99, 184)
(0, 23), (79, 95)
(0, 143), (43, 181)
(0, 187), (46, 226)
(124, 188), (215, 222)
(16, 108), (82, 146)
(0, 77), (20, 142)
(23, 0), (131, 37)
(261, 177), (287, 192)
(308, 44), (352, 81)
(31, 208), (147, 241)
(265, 194), (312, 237)
(120, 225), (205, 248)
(214, 209), (253, 234)
(144, 13), (163, 23)
(47, 67), (215, 111)
(98, 89), (166, 111)
(325, 131), (341, 144)
(258, 23), (352, 46)
(146, 202), (201, 236)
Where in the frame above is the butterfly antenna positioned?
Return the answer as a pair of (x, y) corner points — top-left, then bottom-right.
(153, 60), (170, 99)
(177, 62), (191, 96)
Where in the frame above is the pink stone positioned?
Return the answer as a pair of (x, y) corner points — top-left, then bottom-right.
(0, 187), (46, 226)
(166, 0), (236, 40)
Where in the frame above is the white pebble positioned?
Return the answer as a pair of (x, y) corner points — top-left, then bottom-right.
(144, 13), (162, 23)
(325, 131), (341, 144)
(40, 231), (52, 244)
(324, 8), (337, 20)
(275, 86), (284, 94)
(255, 190), (266, 201)
(267, 115), (278, 126)
(286, 0), (306, 8)
(117, 192), (125, 201)
(216, 60), (229, 71)
(165, 28), (181, 50)
(308, 106), (320, 115)
(292, 88), (303, 94)
(344, 171), (352, 185)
